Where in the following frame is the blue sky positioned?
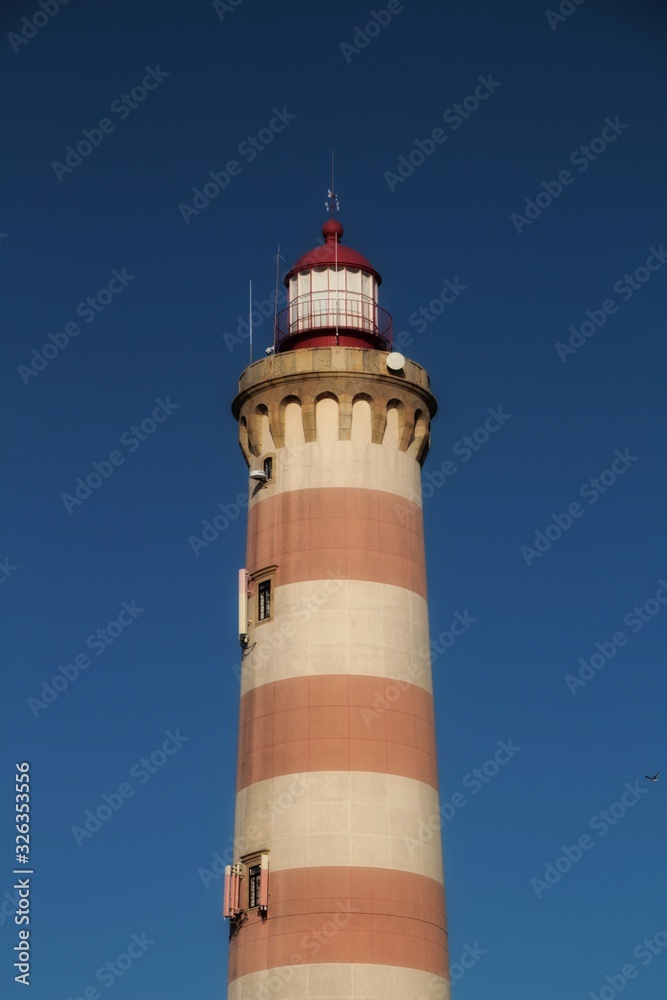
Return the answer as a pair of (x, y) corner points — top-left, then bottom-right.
(1, 0), (666, 997)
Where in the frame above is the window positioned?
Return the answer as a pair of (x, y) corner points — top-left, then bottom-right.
(242, 853), (269, 913)
(248, 865), (261, 908)
(263, 456), (273, 481)
(251, 567), (276, 626)
(258, 580), (271, 621)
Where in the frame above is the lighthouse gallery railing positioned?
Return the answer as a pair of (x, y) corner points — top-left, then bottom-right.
(275, 292), (392, 350)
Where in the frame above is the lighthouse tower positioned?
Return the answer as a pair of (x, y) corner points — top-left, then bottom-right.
(227, 213), (449, 1000)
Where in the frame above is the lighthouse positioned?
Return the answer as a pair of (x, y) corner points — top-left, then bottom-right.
(226, 211), (450, 1000)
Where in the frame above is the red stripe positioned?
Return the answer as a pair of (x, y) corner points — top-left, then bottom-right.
(228, 866), (448, 982)
(237, 675), (438, 791)
(247, 487), (427, 598)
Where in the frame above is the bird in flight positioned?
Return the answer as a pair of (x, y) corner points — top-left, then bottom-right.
(644, 772), (659, 782)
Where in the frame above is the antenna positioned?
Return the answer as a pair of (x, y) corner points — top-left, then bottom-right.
(323, 149), (341, 343)
(249, 280), (252, 364)
(238, 569), (249, 647)
(273, 245), (284, 351)
(334, 224), (339, 344)
(333, 150), (339, 343)
(325, 150), (340, 216)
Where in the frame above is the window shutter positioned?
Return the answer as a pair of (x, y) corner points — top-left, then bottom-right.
(223, 864), (242, 918)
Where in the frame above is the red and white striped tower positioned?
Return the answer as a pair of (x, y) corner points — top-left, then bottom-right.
(227, 215), (449, 1000)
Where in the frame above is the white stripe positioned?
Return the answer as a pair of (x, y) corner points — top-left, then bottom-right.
(241, 579), (433, 696)
(229, 964), (450, 1000)
(250, 436), (424, 508)
(233, 772), (444, 883)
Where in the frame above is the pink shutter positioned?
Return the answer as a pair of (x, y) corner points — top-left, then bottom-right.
(223, 865), (232, 918)
(223, 864), (242, 918)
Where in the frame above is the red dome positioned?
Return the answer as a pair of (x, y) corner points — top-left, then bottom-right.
(284, 219), (382, 285)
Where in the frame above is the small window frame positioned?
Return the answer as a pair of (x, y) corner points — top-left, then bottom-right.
(249, 567), (276, 628)
(247, 864), (261, 909)
(258, 579), (272, 622)
(241, 851), (269, 914)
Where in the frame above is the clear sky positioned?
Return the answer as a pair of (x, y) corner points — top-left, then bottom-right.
(1, 1), (666, 998)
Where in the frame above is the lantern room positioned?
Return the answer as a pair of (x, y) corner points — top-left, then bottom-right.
(275, 218), (393, 352)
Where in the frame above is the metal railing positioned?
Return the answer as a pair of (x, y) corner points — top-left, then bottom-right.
(275, 292), (392, 350)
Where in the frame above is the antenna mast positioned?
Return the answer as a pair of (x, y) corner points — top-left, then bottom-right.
(248, 280), (252, 364)
(328, 149), (340, 344)
(273, 245), (284, 352)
